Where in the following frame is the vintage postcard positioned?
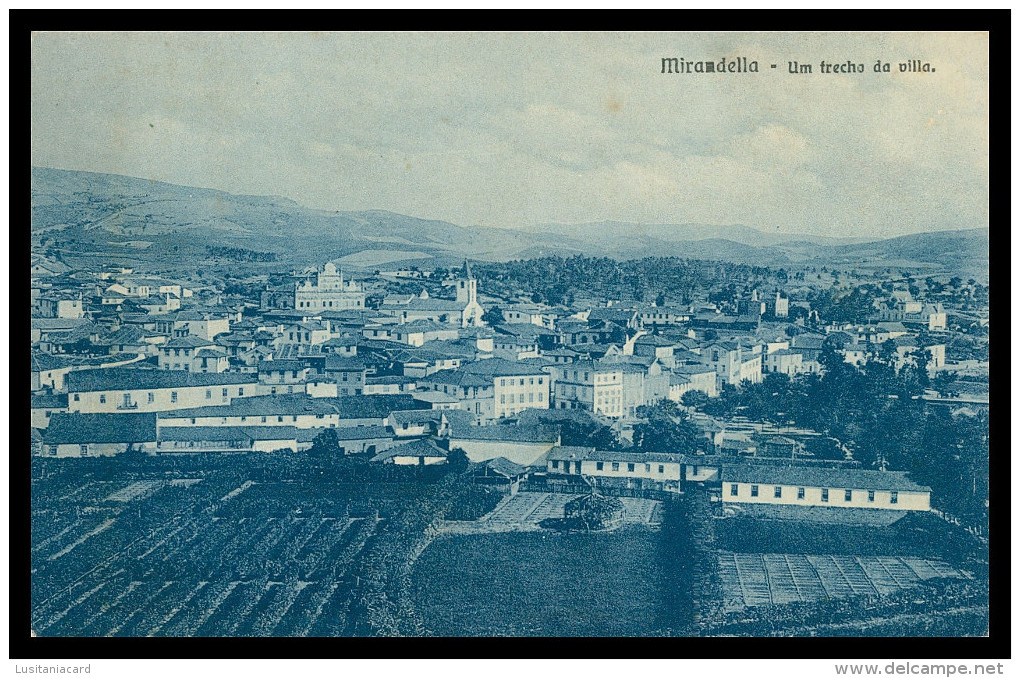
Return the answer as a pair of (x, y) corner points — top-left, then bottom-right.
(28, 30), (990, 647)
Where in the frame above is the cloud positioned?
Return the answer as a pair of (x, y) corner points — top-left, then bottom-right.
(31, 31), (989, 239)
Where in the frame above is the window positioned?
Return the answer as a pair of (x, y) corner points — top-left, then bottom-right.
(574, 461), (582, 473)
(890, 491), (898, 504)
(206, 389), (212, 400)
(500, 394), (506, 404)
(659, 465), (664, 474)
(538, 378), (543, 385)
(99, 394), (106, 404)
(821, 488), (829, 502)
(551, 460), (559, 469)
(278, 416), (284, 423)
(238, 388), (244, 396)
(645, 463), (651, 473)
(627, 463), (635, 472)
(730, 484), (739, 496)
(147, 392), (154, 403)
(49, 445), (58, 456)
(222, 388), (228, 398)
(171, 391), (179, 403)
(261, 416), (267, 423)
(538, 393), (544, 402)
(868, 490), (875, 502)
(750, 485), (759, 497)
(73, 394), (80, 402)
(845, 489), (853, 502)
(692, 465), (699, 476)
(612, 462), (620, 471)
(596, 462), (604, 471)
(79, 444), (89, 457)
(797, 487), (805, 500)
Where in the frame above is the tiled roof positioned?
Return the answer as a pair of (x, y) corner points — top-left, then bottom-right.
(158, 395), (340, 419)
(66, 368), (256, 392)
(370, 437), (448, 462)
(45, 412), (157, 445)
(546, 446), (684, 464)
(720, 464), (930, 492)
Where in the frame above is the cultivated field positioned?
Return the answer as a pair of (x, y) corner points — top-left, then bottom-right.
(30, 458), (439, 637)
(440, 491), (662, 534)
(716, 552), (972, 612)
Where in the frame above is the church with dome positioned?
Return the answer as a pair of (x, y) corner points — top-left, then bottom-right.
(294, 262), (366, 311)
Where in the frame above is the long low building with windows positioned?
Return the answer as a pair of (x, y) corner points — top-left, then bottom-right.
(719, 464), (931, 511)
(155, 394), (343, 429)
(66, 368), (258, 413)
(544, 446), (684, 492)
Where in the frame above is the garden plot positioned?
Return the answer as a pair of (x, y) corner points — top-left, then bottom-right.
(447, 492), (663, 533)
(717, 552), (973, 610)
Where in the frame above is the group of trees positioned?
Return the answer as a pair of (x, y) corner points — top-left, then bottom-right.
(205, 246), (278, 262)
(472, 255), (788, 307)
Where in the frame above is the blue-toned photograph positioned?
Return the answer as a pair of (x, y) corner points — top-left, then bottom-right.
(29, 31), (989, 639)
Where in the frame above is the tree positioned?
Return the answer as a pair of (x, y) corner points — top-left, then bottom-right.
(681, 390), (709, 410)
(309, 429), (340, 458)
(481, 306), (504, 325)
(447, 447), (470, 474)
(633, 400), (700, 454)
(558, 418), (621, 450)
(932, 371), (959, 398)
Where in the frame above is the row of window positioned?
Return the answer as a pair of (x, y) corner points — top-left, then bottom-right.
(498, 377), (544, 386)
(86, 387), (245, 406)
(297, 299), (361, 308)
(731, 484), (898, 503)
(551, 460), (667, 474)
(187, 414), (313, 424)
(499, 392), (544, 404)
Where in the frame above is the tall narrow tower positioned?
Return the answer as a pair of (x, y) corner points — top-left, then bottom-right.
(456, 259), (477, 305)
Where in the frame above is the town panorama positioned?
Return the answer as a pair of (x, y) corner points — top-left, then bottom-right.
(30, 168), (989, 638)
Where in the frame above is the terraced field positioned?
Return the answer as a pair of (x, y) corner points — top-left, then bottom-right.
(717, 552), (973, 612)
(30, 463), (410, 637)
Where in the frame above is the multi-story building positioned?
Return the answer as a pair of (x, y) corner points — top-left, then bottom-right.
(764, 348), (804, 376)
(456, 358), (550, 419)
(553, 359), (624, 418)
(701, 340), (763, 387)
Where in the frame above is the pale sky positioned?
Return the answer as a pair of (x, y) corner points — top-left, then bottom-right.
(31, 31), (989, 238)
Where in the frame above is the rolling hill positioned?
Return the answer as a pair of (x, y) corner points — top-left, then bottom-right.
(30, 167), (988, 278)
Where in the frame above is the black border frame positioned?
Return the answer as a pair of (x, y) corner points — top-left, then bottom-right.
(13, 11), (1010, 660)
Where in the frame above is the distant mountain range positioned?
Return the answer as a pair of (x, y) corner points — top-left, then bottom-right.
(30, 166), (989, 279)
